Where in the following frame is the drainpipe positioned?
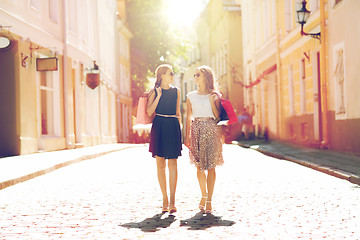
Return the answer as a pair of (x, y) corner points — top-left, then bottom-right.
(320, 0), (329, 149)
(62, 0), (71, 148)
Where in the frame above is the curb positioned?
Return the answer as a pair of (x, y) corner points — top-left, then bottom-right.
(0, 145), (140, 191)
(236, 143), (360, 186)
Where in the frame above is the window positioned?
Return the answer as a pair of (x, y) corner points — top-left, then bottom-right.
(69, 0), (77, 33)
(263, 0), (270, 40)
(255, 6), (261, 46)
(334, 46), (346, 116)
(288, 65), (295, 116)
(49, 0), (59, 23)
(299, 58), (306, 114)
(40, 72), (54, 135)
(285, 0), (293, 32)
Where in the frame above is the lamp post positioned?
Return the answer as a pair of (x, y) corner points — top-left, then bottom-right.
(296, 0), (321, 41)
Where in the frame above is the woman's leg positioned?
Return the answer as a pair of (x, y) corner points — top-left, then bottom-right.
(168, 158), (178, 209)
(206, 168), (216, 211)
(156, 156), (168, 209)
(197, 167), (207, 207)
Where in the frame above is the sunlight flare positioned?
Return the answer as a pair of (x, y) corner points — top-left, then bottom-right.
(164, 0), (205, 26)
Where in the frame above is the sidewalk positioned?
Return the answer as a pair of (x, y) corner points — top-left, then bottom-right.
(234, 139), (360, 186)
(0, 143), (143, 190)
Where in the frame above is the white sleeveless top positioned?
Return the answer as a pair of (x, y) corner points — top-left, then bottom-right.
(187, 91), (215, 118)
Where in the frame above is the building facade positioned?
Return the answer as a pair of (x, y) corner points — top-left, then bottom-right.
(181, 0), (244, 140)
(326, 0), (360, 153)
(242, 0), (360, 154)
(116, 0), (133, 143)
(0, 0), (132, 156)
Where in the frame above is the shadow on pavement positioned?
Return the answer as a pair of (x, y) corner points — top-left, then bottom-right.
(120, 213), (176, 232)
(180, 212), (235, 230)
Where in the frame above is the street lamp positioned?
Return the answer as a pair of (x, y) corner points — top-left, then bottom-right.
(0, 26), (15, 52)
(296, 0), (321, 41)
(86, 61), (100, 89)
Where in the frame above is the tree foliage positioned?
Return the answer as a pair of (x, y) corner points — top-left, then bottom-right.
(127, 0), (190, 104)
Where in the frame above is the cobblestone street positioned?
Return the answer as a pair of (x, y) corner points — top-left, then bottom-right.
(1, 144), (359, 239)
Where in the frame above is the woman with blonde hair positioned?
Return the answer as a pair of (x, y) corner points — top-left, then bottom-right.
(185, 65), (224, 214)
(147, 64), (182, 214)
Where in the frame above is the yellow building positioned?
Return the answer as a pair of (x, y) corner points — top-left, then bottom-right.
(242, 0), (325, 146)
(0, 0), (132, 156)
(242, 0), (360, 154)
(277, 0), (325, 147)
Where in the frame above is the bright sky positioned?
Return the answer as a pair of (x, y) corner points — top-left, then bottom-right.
(164, 0), (207, 26)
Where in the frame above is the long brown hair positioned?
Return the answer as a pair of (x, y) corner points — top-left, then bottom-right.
(154, 64), (172, 88)
(196, 65), (215, 93)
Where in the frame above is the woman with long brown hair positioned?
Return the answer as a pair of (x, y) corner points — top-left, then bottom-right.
(185, 65), (224, 214)
(147, 64), (182, 214)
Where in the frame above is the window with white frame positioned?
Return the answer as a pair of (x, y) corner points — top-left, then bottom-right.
(255, 5), (261, 47)
(285, 0), (293, 32)
(49, 0), (59, 23)
(263, 0), (270, 40)
(271, 0), (276, 35)
(288, 65), (295, 116)
(334, 46), (346, 115)
(69, 0), (77, 33)
(300, 58), (306, 114)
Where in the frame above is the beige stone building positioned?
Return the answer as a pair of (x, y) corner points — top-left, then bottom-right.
(0, 0), (132, 156)
(326, 0), (360, 153)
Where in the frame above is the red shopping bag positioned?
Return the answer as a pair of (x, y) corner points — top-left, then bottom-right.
(217, 98), (238, 125)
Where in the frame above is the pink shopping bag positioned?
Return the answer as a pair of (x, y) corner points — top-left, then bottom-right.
(136, 91), (154, 124)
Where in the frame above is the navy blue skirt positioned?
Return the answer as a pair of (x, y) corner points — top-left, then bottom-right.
(149, 115), (182, 159)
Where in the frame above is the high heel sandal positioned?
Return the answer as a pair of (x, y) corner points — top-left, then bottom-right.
(169, 206), (177, 214)
(162, 207), (169, 213)
(205, 201), (212, 214)
(199, 196), (208, 211)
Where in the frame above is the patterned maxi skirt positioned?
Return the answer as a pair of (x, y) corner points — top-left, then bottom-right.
(189, 118), (224, 171)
